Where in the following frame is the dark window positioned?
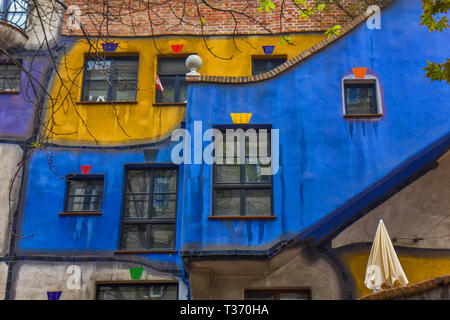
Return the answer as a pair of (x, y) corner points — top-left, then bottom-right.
(344, 82), (378, 115)
(120, 167), (178, 250)
(81, 56), (139, 102)
(245, 289), (311, 300)
(156, 58), (188, 103)
(252, 58), (286, 76)
(0, 0), (28, 30)
(96, 283), (178, 300)
(213, 126), (272, 216)
(0, 63), (20, 92)
(65, 176), (104, 212)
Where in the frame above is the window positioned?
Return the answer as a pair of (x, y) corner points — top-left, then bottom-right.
(156, 58), (189, 103)
(0, 0), (27, 30)
(65, 176), (104, 212)
(120, 167), (178, 250)
(245, 289), (311, 300)
(81, 56), (139, 102)
(344, 82), (378, 115)
(252, 57), (286, 76)
(213, 126), (272, 217)
(96, 283), (178, 300)
(0, 63), (20, 92)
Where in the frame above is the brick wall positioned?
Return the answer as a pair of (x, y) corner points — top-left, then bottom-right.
(62, 0), (372, 37)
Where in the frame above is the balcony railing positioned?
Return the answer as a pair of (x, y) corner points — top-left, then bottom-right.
(0, 0), (28, 31)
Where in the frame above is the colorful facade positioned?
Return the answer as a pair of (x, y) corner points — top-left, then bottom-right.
(1, 0), (449, 300)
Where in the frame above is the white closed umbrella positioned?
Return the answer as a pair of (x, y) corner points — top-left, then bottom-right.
(364, 219), (408, 292)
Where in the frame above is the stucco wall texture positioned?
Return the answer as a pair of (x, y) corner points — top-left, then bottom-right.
(0, 144), (23, 256)
(333, 152), (450, 249)
(11, 262), (186, 300)
(62, 0), (366, 36)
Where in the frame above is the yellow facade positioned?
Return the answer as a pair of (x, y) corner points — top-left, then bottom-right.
(46, 33), (325, 145)
(342, 250), (450, 297)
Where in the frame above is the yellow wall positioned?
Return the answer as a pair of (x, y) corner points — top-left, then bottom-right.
(46, 33), (325, 145)
(343, 250), (450, 298)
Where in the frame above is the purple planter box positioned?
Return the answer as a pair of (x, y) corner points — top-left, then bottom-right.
(47, 291), (62, 300)
(262, 46), (275, 55)
(102, 42), (119, 52)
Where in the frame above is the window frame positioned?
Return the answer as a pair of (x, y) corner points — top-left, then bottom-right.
(63, 174), (104, 213)
(245, 288), (312, 300)
(0, 0), (28, 30)
(342, 75), (383, 118)
(80, 55), (140, 103)
(118, 163), (179, 251)
(251, 55), (287, 76)
(212, 124), (274, 217)
(155, 55), (190, 104)
(0, 62), (20, 93)
(95, 281), (179, 300)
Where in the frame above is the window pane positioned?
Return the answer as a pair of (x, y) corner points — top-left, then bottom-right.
(97, 283), (178, 300)
(68, 180), (103, 196)
(215, 165), (240, 183)
(66, 179), (103, 212)
(149, 224), (175, 249)
(215, 189), (241, 216)
(115, 81), (137, 101)
(82, 81), (108, 102)
(152, 193), (176, 218)
(245, 189), (271, 216)
(5, 0), (28, 30)
(279, 292), (310, 300)
(126, 170), (151, 193)
(82, 58), (138, 101)
(124, 195), (149, 218)
(153, 170), (177, 193)
(345, 84), (377, 114)
(120, 224), (147, 249)
(0, 64), (20, 91)
(246, 291), (276, 300)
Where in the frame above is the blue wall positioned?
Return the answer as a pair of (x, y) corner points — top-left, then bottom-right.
(17, 144), (184, 269)
(180, 0), (450, 252)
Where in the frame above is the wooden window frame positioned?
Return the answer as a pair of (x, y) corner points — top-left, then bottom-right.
(118, 164), (178, 251)
(212, 124), (274, 218)
(80, 55), (139, 103)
